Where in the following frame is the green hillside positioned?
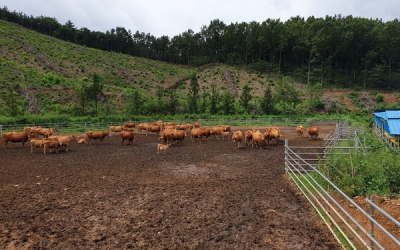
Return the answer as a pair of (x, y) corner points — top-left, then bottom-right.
(0, 20), (274, 114)
(0, 20), (189, 103)
(0, 19), (398, 120)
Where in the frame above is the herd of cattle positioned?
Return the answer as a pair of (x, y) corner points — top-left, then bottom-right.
(1, 121), (319, 154)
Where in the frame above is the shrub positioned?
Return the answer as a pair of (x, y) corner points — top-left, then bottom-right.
(375, 93), (384, 103)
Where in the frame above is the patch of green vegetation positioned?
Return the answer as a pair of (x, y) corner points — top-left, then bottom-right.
(315, 132), (400, 197)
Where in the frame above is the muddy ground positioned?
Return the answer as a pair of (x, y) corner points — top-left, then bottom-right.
(0, 125), (343, 249)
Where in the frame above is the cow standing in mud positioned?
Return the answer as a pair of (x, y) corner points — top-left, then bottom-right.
(2, 131), (29, 148)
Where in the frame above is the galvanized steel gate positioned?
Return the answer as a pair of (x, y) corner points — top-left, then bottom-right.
(285, 121), (400, 249)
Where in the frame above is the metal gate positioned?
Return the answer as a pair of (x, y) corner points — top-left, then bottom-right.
(284, 123), (400, 250)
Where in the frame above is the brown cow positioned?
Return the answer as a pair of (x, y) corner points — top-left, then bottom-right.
(122, 126), (136, 132)
(264, 127), (283, 145)
(109, 125), (124, 135)
(49, 135), (78, 152)
(210, 126), (223, 139)
(219, 125), (231, 133)
(86, 131), (110, 144)
(221, 131), (231, 140)
(120, 131), (136, 145)
(232, 130), (243, 149)
(3, 131), (29, 148)
(145, 124), (162, 136)
(137, 123), (150, 133)
(24, 126), (41, 138)
(307, 126), (319, 140)
(201, 127), (211, 140)
(35, 128), (53, 138)
(191, 128), (203, 143)
(176, 123), (192, 131)
(163, 125), (177, 130)
(163, 129), (187, 144)
(252, 130), (265, 149)
(159, 128), (175, 144)
(163, 122), (176, 127)
(123, 122), (136, 128)
(296, 126), (305, 138)
(244, 130), (253, 146)
(41, 139), (60, 154)
(30, 139), (44, 153)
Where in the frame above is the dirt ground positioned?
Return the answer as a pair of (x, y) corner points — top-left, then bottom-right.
(0, 125), (367, 249)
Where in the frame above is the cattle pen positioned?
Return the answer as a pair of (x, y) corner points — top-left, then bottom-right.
(285, 120), (400, 250)
(1, 119), (344, 249)
(1, 118), (399, 249)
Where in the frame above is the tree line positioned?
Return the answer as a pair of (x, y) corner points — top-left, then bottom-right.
(1, 71), (314, 117)
(72, 73), (313, 117)
(2, 6), (400, 89)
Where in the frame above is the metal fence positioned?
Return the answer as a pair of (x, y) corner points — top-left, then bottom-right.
(285, 125), (400, 249)
(0, 117), (345, 136)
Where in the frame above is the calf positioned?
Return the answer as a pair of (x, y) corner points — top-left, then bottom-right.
(30, 139), (43, 154)
(157, 143), (171, 154)
(78, 138), (88, 144)
(41, 139), (60, 154)
(221, 131), (230, 140)
(296, 126), (305, 138)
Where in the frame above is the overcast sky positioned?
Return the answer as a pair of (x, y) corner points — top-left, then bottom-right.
(2, 0), (399, 38)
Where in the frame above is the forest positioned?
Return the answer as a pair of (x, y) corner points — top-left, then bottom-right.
(2, 6), (400, 90)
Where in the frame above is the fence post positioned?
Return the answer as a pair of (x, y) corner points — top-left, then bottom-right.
(327, 169), (331, 215)
(327, 169), (331, 193)
(284, 139), (288, 174)
(355, 132), (359, 151)
(369, 195), (375, 250)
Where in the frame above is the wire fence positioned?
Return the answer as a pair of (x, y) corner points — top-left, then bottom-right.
(0, 117), (346, 136)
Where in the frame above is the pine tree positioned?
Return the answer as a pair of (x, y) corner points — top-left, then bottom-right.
(239, 84), (252, 113)
(221, 90), (235, 115)
(187, 73), (199, 113)
(209, 83), (219, 115)
(260, 85), (274, 115)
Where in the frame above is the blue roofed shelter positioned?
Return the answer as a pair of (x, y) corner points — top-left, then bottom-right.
(373, 109), (400, 146)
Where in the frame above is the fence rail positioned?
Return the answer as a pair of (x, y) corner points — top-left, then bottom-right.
(0, 117), (345, 136)
(285, 125), (399, 249)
